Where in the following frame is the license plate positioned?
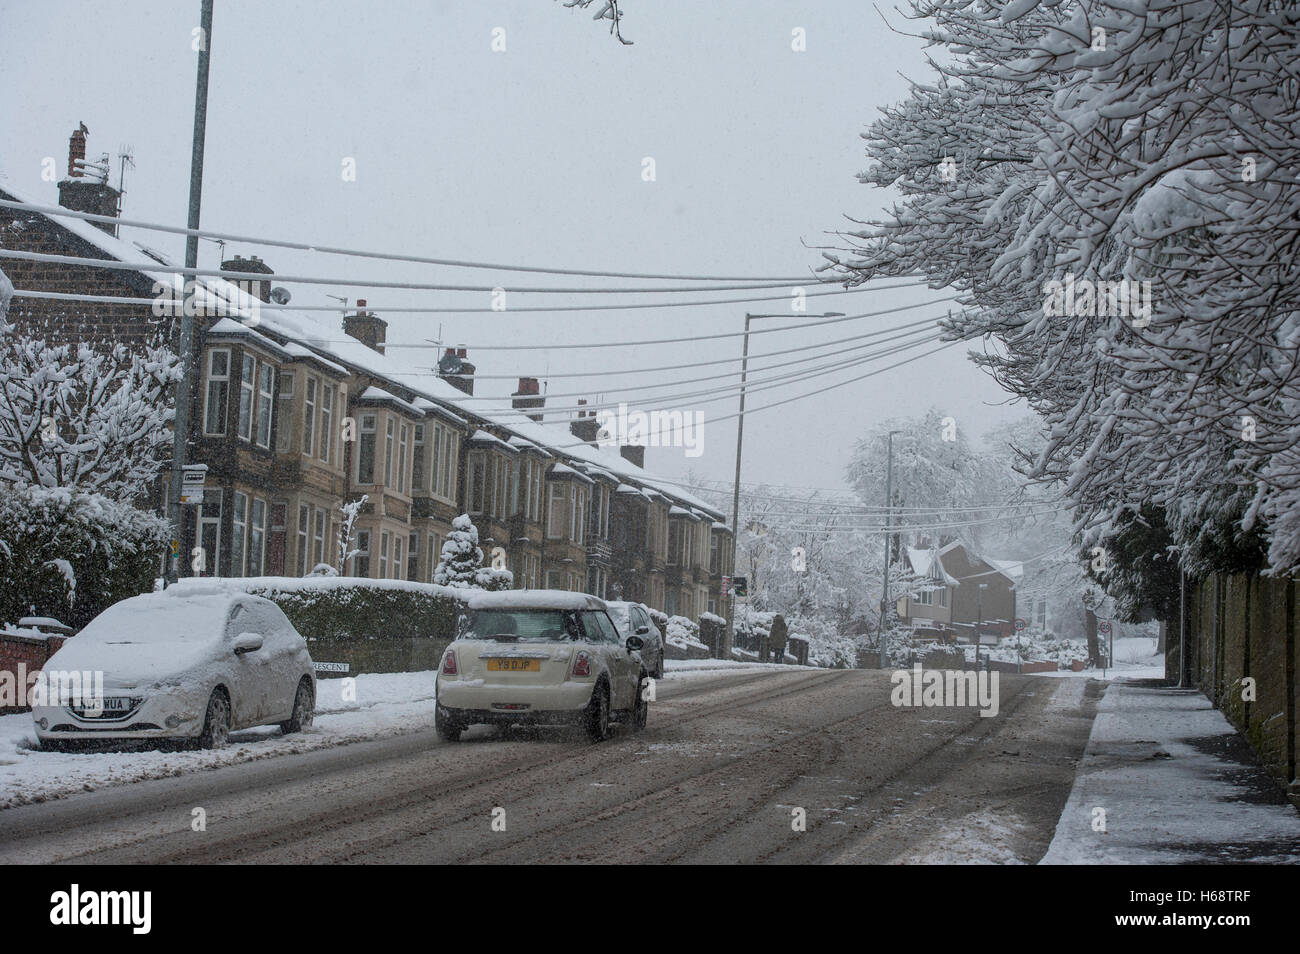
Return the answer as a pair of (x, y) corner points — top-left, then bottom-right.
(486, 659), (540, 672)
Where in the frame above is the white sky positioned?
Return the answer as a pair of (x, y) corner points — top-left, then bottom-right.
(0, 0), (1029, 493)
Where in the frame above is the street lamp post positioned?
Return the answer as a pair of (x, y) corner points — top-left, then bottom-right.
(976, 582), (989, 670)
(878, 429), (902, 668)
(725, 310), (844, 658)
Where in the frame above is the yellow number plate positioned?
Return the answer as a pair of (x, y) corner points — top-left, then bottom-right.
(487, 659), (540, 672)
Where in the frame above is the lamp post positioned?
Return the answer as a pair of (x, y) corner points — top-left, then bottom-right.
(725, 310), (844, 658)
(976, 582), (989, 670)
(166, 0), (214, 583)
(878, 429), (902, 669)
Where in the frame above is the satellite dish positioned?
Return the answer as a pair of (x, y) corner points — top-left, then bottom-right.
(270, 286), (291, 305)
(437, 352), (463, 374)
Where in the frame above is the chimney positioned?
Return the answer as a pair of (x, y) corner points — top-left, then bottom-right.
(512, 376), (544, 422)
(57, 124), (121, 237)
(437, 344), (475, 395)
(343, 297), (388, 354)
(222, 254), (275, 304)
(620, 444), (645, 468)
(570, 398), (602, 445)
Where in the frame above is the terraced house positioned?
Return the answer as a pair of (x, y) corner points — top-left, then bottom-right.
(0, 128), (733, 636)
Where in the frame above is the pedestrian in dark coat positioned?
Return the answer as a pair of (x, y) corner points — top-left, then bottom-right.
(769, 614), (788, 663)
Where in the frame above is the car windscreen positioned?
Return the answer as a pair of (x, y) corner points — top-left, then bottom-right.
(459, 609), (584, 643)
(605, 604), (631, 634)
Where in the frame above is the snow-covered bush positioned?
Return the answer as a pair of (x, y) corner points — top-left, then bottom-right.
(0, 485), (168, 630)
(664, 615), (707, 650)
(433, 515), (512, 590)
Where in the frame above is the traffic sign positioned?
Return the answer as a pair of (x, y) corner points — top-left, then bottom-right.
(732, 576), (748, 598)
(180, 463), (208, 505)
(1014, 617), (1027, 632)
(1099, 620), (1112, 635)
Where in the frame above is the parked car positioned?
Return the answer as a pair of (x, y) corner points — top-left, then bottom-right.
(435, 590), (649, 743)
(604, 600), (665, 678)
(32, 589), (316, 751)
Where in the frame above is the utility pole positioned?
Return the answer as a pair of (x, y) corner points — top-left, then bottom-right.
(166, 0), (214, 584)
(976, 583), (988, 670)
(878, 429), (901, 669)
(725, 310), (843, 659)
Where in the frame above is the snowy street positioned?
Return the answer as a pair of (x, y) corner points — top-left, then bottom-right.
(0, 665), (1103, 864)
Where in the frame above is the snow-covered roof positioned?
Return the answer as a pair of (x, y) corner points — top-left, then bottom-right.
(549, 462), (594, 484)
(413, 397), (467, 427)
(508, 435), (552, 457)
(464, 589), (608, 611)
(1, 178), (729, 523)
(282, 341), (349, 377)
(356, 386), (423, 418)
(466, 429), (519, 453)
(206, 317), (292, 358)
(987, 558), (1024, 581)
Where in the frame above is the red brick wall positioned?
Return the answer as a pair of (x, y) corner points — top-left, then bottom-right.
(0, 633), (67, 713)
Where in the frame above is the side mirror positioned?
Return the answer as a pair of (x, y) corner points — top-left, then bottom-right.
(233, 632), (263, 655)
(635, 625), (650, 636)
(625, 635), (644, 653)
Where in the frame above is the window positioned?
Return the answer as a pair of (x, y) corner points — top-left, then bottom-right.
(710, 534), (719, 573)
(248, 498), (267, 575)
(938, 587), (948, 608)
(279, 371), (294, 398)
(237, 354), (255, 441)
(412, 425), (425, 492)
(408, 532), (419, 580)
(428, 533), (440, 583)
(379, 531), (390, 578)
(203, 349), (229, 436)
(469, 453), (486, 514)
(667, 523), (681, 565)
(314, 508), (326, 567)
(231, 492), (248, 576)
(354, 530), (371, 578)
(383, 418), (395, 486)
(914, 587), (933, 606)
(357, 414), (377, 483)
(303, 376), (317, 456)
(707, 599), (716, 616)
(441, 428), (456, 500)
(255, 363), (274, 448)
(589, 486), (602, 541)
(296, 504), (309, 576)
(397, 423), (409, 493)
(394, 535), (403, 580)
(547, 482), (565, 539)
(320, 383), (335, 465)
(569, 485), (579, 541)
(198, 490), (222, 578)
(546, 569), (562, 590)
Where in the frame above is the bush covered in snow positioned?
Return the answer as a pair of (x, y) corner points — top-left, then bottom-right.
(0, 485), (168, 630)
(433, 515), (513, 590)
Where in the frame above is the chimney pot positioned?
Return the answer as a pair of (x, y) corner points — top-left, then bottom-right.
(456, 346), (467, 359)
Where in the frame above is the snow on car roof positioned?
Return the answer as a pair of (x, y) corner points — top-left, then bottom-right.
(464, 589), (608, 611)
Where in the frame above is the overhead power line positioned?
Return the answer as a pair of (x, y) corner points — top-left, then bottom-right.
(0, 197), (841, 283)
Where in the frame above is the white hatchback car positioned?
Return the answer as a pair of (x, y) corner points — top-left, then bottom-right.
(435, 590), (648, 743)
(32, 589), (316, 751)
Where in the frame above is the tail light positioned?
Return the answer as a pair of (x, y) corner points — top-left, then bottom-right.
(571, 651), (592, 678)
(441, 649), (458, 675)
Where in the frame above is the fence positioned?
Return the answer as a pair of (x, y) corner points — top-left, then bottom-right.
(1167, 573), (1298, 806)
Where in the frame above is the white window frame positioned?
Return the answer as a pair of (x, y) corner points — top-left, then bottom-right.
(203, 348), (230, 436)
(320, 382), (335, 465)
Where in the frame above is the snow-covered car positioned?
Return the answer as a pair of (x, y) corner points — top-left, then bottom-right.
(32, 590), (316, 750)
(604, 600), (665, 678)
(435, 590), (648, 743)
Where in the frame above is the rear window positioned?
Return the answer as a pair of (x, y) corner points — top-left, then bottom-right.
(460, 609), (585, 643)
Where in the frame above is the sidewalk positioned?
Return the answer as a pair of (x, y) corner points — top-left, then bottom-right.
(1041, 677), (1300, 864)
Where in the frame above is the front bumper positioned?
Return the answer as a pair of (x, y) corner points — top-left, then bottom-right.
(32, 691), (204, 741)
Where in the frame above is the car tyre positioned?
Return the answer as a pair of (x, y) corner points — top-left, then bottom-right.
(632, 673), (649, 732)
(435, 707), (462, 742)
(280, 679), (314, 734)
(197, 690), (231, 750)
(585, 683), (610, 743)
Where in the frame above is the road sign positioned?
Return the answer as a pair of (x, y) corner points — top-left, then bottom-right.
(180, 463), (208, 505)
(1014, 617), (1027, 632)
(732, 576), (748, 598)
(1099, 620), (1112, 635)
(721, 575), (731, 596)
(313, 661), (350, 674)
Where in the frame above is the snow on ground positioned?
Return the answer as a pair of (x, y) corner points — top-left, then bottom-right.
(0, 660), (784, 808)
(1041, 677), (1300, 864)
(893, 809), (1031, 865)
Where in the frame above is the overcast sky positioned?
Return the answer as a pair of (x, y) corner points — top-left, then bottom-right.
(0, 0), (1029, 494)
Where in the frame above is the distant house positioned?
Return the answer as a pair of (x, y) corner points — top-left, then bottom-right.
(897, 541), (1019, 644)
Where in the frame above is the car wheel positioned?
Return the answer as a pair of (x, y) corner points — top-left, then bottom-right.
(632, 673), (649, 732)
(280, 679), (314, 735)
(585, 683), (610, 743)
(435, 707), (462, 742)
(197, 690), (231, 750)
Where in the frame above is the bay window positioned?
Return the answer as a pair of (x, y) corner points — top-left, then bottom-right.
(203, 349), (229, 436)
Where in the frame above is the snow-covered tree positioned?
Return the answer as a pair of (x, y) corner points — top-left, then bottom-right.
(827, 0), (1300, 574)
(336, 494), (367, 575)
(0, 269), (181, 502)
(561, 0), (632, 44)
(433, 514), (512, 590)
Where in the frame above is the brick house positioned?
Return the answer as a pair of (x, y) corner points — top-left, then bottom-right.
(897, 540), (1018, 643)
(0, 128), (731, 631)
